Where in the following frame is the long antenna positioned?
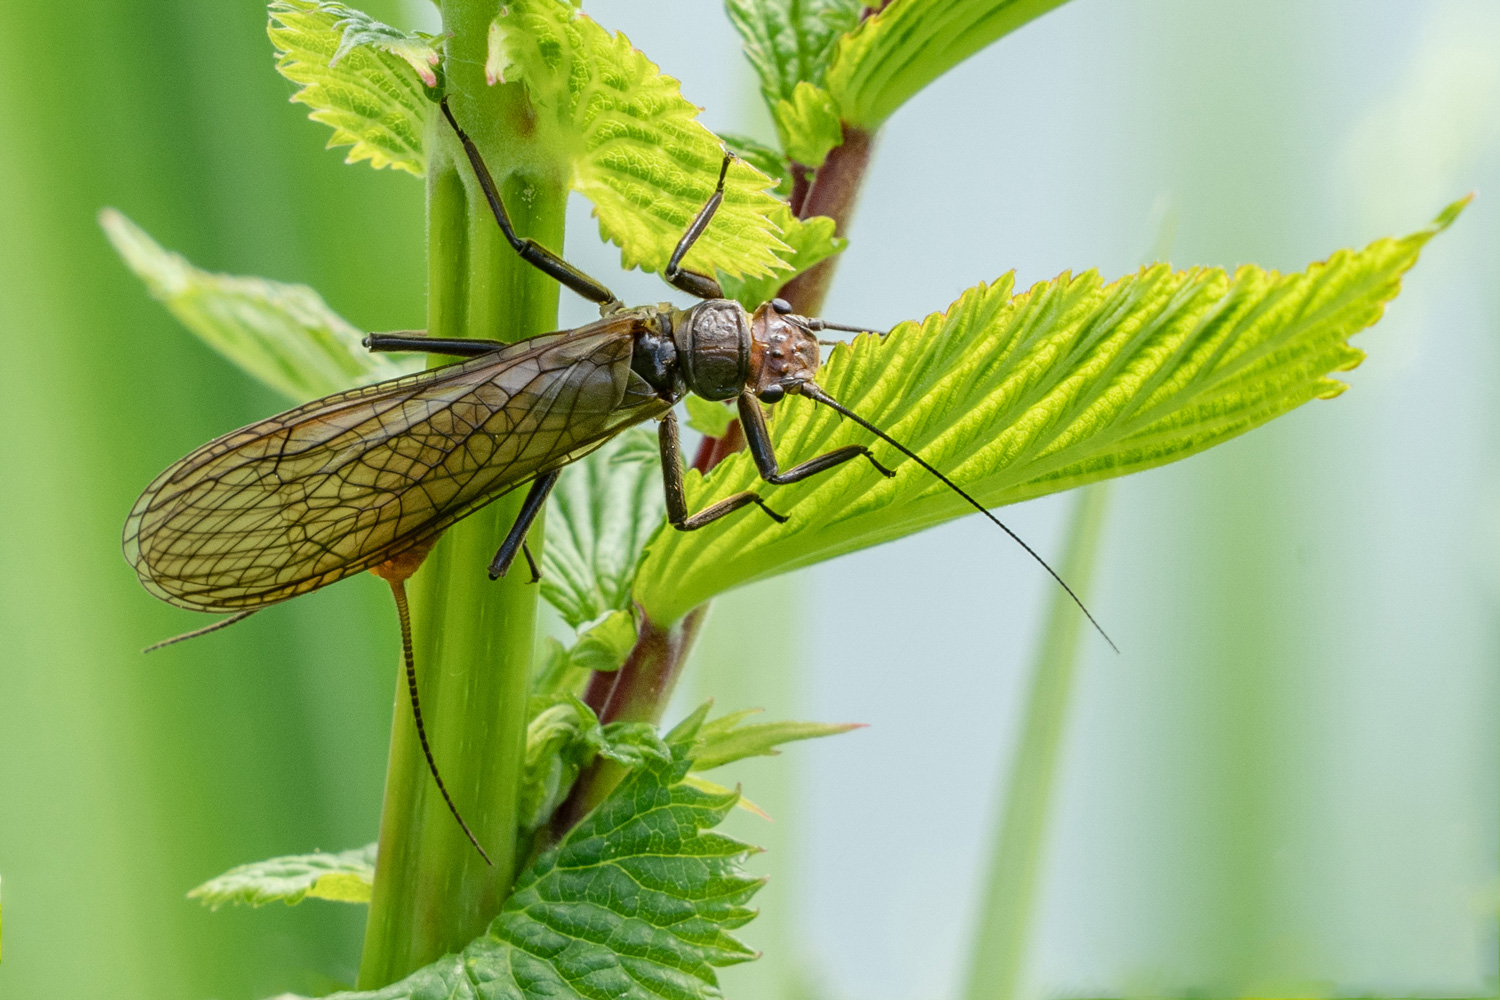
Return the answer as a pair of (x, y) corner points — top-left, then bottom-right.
(799, 381), (1119, 654)
(387, 578), (493, 865)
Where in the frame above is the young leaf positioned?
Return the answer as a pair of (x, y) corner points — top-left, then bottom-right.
(567, 609), (639, 674)
(718, 208), (845, 311)
(773, 81), (844, 168)
(268, 0), (436, 176)
(633, 200), (1467, 624)
(188, 843), (376, 909)
(303, 738), (762, 1000)
(540, 429), (665, 629)
(519, 695), (668, 832)
(726, 0), (864, 109)
(490, 0), (793, 280)
(826, 0), (1072, 130)
(100, 209), (417, 403)
(693, 709), (862, 771)
(719, 132), (793, 197)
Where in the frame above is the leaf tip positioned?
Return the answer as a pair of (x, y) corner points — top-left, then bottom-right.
(1426, 192), (1474, 236)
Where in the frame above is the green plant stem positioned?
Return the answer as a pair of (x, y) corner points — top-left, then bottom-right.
(961, 483), (1111, 1000)
(357, 3), (565, 986)
(550, 128), (881, 840)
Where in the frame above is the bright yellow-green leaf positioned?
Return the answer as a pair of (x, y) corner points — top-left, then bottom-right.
(490, 0), (794, 280)
(633, 200), (1467, 624)
(826, 0), (1071, 130)
(188, 844), (376, 908)
(774, 81), (844, 167)
(719, 132), (793, 196)
(268, 1), (436, 176)
(718, 207), (844, 310)
(100, 209), (416, 403)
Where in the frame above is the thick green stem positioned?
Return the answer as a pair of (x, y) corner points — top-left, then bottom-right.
(358, 3), (565, 986)
(961, 484), (1111, 1000)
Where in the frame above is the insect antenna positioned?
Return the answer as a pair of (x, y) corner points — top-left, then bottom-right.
(386, 577), (494, 866)
(798, 382), (1119, 654)
(143, 609), (260, 653)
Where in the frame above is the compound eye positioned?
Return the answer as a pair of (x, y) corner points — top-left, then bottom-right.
(770, 297), (793, 314)
(759, 383), (786, 404)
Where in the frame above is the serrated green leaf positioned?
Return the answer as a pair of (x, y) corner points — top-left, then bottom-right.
(685, 396), (737, 439)
(328, 5), (443, 87)
(719, 132), (793, 196)
(719, 208), (844, 311)
(188, 843), (376, 909)
(307, 739), (761, 1000)
(694, 709), (861, 770)
(541, 428), (665, 629)
(268, 1), (436, 176)
(726, 0), (863, 109)
(826, 0), (1071, 130)
(100, 209), (417, 403)
(633, 201), (1466, 623)
(773, 81), (843, 167)
(492, 0), (793, 280)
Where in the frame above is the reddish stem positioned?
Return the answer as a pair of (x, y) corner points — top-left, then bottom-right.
(777, 123), (874, 315)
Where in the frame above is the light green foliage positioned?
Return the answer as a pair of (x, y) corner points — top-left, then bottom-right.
(692, 708), (861, 771)
(726, 0), (863, 108)
(308, 729), (762, 1000)
(566, 608), (640, 674)
(490, 0), (792, 280)
(774, 82), (844, 167)
(826, 0), (1072, 129)
(686, 396), (737, 439)
(327, 4), (443, 86)
(268, 0), (436, 176)
(719, 132), (793, 196)
(541, 429), (664, 629)
(519, 695), (669, 832)
(634, 201), (1466, 623)
(188, 844), (377, 908)
(99, 209), (416, 403)
(719, 208), (844, 310)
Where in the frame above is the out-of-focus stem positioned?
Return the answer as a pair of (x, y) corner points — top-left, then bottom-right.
(961, 484), (1111, 1000)
(357, 0), (564, 986)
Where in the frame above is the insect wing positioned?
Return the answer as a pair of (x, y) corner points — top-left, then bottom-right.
(125, 323), (660, 612)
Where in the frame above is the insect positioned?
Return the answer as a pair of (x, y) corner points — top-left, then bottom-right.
(126, 98), (1111, 862)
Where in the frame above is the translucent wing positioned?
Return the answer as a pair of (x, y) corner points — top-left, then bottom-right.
(125, 321), (668, 612)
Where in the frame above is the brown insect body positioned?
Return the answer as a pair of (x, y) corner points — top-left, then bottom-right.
(125, 298), (822, 615)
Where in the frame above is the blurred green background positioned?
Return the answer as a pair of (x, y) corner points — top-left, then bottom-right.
(0, 2), (1495, 999)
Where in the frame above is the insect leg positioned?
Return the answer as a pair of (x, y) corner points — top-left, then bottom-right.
(738, 392), (897, 484)
(662, 152), (732, 300)
(440, 99), (621, 311)
(521, 543), (543, 584)
(364, 332), (504, 357)
(489, 469), (561, 579)
(658, 408), (787, 530)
